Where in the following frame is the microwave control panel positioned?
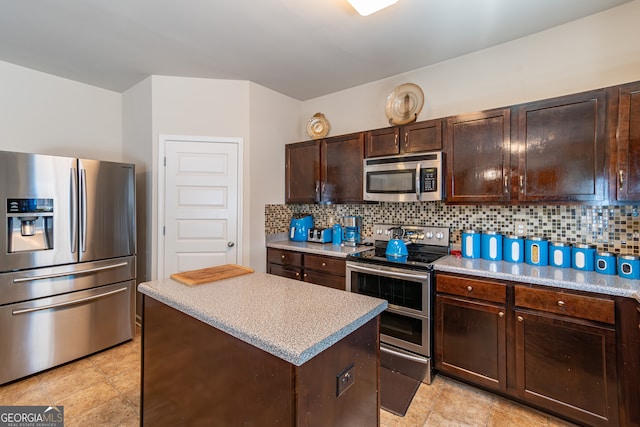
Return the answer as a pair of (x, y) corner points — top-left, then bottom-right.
(421, 168), (438, 192)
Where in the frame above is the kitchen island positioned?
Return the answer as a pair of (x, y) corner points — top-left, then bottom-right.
(138, 272), (387, 426)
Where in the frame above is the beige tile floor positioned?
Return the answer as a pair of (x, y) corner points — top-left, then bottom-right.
(1, 326), (577, 427)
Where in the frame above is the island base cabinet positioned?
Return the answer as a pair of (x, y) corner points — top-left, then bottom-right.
(515, 310), (619, 427)
(142, 296), (380, 427)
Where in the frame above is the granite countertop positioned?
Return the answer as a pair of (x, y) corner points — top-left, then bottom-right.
(266, 238), (373, 258)
(138, 272), (387, 366)
(434, 255), (640, 303)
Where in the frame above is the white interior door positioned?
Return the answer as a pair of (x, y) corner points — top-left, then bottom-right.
(159, 136), (241, 278)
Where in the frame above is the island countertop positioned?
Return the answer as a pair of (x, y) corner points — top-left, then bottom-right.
(138, 272), (387, 366)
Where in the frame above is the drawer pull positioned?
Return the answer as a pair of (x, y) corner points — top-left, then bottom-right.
(557, 300), (565, 307)
(467, 286), (473, 292)
(303, 273), (308, 278)
(322, 262), (326, 267)
(281, 255), (285, 260)
(498, 311), (505, 318)
(517, 316), (524, 322)
(295, 272), (300, 277)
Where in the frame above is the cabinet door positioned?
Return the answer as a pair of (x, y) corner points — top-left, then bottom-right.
(365, 128), (399, 158)
(303, 271), (345, 290)
(516, 90), (607, 202)
(285, 140), (320, 204)
(515, 310), (619, 426)
(435, 295), (507, 392)
(445, 108), (511, 203)
(402, 119), (442, 153)
(615, 82), (640, 201)
(321, 133), (364, 203)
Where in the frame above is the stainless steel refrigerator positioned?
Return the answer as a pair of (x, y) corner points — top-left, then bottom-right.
(0, 150), (136, 385)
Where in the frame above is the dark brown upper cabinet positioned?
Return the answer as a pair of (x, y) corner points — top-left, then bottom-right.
(285, 139), (320, 204)
(365, 119), (442, 158)
(445, 108), (511, 204)
(614, 82), (640, 201)
(285, 133), (364, 204)
(514, 89), (608, 203)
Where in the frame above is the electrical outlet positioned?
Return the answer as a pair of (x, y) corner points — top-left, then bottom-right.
(515, 222), (527, 236)
(336, 363), (355, 396)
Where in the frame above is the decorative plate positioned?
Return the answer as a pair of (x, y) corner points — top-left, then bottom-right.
(385, 83), (424, 125)
(306, 113), (330, 139)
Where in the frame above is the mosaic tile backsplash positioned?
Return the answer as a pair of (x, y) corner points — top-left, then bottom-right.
(265, 203), (640, 256)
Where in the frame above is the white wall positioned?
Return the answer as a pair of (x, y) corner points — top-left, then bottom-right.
(0, 60), (122, 160)
(249, 83), (301, 271)
(301, 0), (640, 138)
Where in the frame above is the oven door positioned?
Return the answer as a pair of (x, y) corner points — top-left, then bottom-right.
(346, 262), (431, 356)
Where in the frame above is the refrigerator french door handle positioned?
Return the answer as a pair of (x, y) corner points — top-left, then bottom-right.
(70, 167), (78, 254)
(80, 168), (87, 253)
(11, 287), (128, 315)
(12, 262), (129, 283)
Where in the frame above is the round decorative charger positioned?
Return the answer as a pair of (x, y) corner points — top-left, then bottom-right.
(306, 113), (330, 139)
(385, 83), (424, 125)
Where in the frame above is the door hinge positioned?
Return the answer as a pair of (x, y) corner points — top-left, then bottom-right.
(163, 156), (166, 167)
(163, 226), (165, 236)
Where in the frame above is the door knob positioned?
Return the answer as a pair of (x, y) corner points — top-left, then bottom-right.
(227, 242), (235, 247)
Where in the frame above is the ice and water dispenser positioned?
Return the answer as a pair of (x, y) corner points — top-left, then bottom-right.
(7, 198), (54, 253)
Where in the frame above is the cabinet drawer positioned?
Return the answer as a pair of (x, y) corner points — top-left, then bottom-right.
(304, 254), (345, 276)
(267, 249), (302, 267)
(303, 271), (345, 291)
(436, 274), (506, 304)
(267, 264), (301, 280)
(515, 286), (614, 325)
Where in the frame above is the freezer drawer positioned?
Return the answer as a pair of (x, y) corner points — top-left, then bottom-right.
(0, 281), (135, 385)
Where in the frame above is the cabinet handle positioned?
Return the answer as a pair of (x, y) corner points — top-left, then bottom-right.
(314, 182), (320, 202)
(619, 170), (624, 191)
(498, 311), (505, 318)
(321, 262), (326, 267)
(281, 255), (285, 260)
(295, 272), (300, 277)
(504, 175), (509, 193)
(404, 132), (409, 149)
(303, 273), (308, 278)
(321, 182), (326, 197)
(517, 315), (524, 322)
(467, 285), (473, 292)
(557, 300), (565, 307)
(519, 176), (524, 192)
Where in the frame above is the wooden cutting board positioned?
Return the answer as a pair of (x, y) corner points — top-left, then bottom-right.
(170, 264), (254, 286)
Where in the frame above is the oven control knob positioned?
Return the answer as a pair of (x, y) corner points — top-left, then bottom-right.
(425, 232), (434, 239)
(436, 232), (444, 240)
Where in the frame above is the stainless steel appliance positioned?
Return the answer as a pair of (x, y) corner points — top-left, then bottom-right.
(343, 215), (362, 247)
(0, 151), (136, 385)
(363, 152), (444, 202)
(307, 228), (332, 243)
(346, 224), (449, 384)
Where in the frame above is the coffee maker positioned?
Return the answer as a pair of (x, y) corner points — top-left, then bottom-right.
(343, 216), (362, 247)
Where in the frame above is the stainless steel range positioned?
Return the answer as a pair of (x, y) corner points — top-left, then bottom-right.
(346, 224), (450, 384)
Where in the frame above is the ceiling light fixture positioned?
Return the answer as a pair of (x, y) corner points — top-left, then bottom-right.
(347, 0), (398, 16)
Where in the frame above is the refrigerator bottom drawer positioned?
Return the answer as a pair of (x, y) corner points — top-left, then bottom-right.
(0, 280), (135, 385)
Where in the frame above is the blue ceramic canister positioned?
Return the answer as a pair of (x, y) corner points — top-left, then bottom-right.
(461, 230), (481, 259)
(618, 255), (640, 279)
(595, 252), (617, 275)
(525, 237), (548, 266)
(481, 231), (503, 261)
(549, 242), (571, 268)
(503, 235), (524, 263)
(572, 244), (596, 271)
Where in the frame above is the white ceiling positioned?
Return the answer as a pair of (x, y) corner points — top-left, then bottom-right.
(0, 0), (632, 100)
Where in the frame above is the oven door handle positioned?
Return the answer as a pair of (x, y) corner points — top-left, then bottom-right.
(381, 345), (429, 364)
(347, 263), (430, 281)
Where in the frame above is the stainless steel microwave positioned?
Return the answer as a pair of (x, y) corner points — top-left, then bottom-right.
(363, 152), (444, 202)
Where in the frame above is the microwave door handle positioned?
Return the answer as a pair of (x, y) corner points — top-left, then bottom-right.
(415, 163), (421, 201)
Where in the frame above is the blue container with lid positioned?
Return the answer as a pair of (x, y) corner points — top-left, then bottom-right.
(481, 231), (502, 261)
(525, 237), (548, 266)
(618, 255), (640, 279)
(595, 252), (617, 275)
(461, 230), (481, 259)
(572, 244), (596, 271)
(549, 242), (571, 268)
(503, 235), (524, 263)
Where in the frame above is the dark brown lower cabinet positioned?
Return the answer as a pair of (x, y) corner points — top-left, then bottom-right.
(514, 309), (619, 427)
(267, 248), (346, 290)
(436, 295), (507, 392)
(435, 273), (630, 427)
